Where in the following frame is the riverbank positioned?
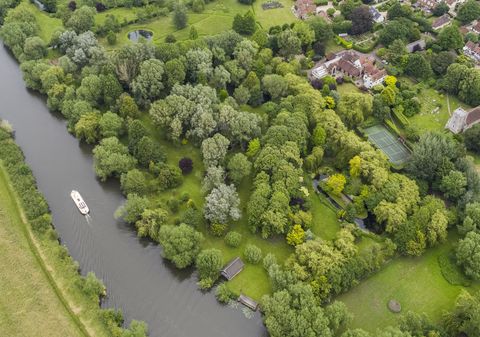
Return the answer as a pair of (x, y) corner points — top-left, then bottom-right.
(0, 164), (87, 337)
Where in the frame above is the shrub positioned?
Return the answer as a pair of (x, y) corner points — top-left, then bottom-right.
(178, 157), (193, 174)
(167, 198), (180, 213)
(263, 253), (277, 270)
(224, 231), (242, 247)
(81, 272), (106, 300)
(31, 213), (52, 233)
(107, 31), (117, 45)
(215, 283), (235, 303)
(95, 2), (106, 12)
(244, 244), (262, 264)
(210, 223), (228, 237)
(196, 248), (223, 288)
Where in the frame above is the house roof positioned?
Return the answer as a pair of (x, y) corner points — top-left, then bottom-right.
(337, 58), (362, 77)
(465, 40), (480, 55)
(220, 257), (244, 280)
(466, 107), (480, 126)
(432, 14), (451, 29)
(406, 39), (426, 52)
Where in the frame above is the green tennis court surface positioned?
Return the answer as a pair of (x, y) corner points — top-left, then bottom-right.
(364, 125), (411, 165)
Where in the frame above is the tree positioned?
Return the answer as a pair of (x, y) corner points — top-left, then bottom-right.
(440, 170), (467, 201)
(173, 2), (188, 29)
(405, 54), (432, 80)
(244, 244), (262, 264)
(178, 157), (193, 174)
(350, 5), (373, 35)
(277, 29), (301, 59)
(189, 26), (198, 40)
(77, 75), (102, 107)
(134, 136), (164, 167)
(201, 133), (230, 168)
(336, 93), (373, 128)
(227, 153), (252, 184)
(192, 0), (205, 12)
(225, 231), (242, 247)
(115, 193), (149, 224)
(444, 290), (480, 337)
(22, 36), (47, 61)
(164, 59), (186, 89)
(92, 137), (137, 181)
(456, 231), (480, 280)
(437, 26), (464, 51)
(120, 169), (148, 195)
(232, 11), (256, 35)
(131, 59), (165, 107)
(204, 183), (241, 223)
(99, 112), (123, 138)
(262, 283), (344, 337)
(308, 17), (333, 43)
(431, 51), (456, 75)
(158, 224), (204, 268)
(262, 74), (288, 101)
(457, 0), (480, 24)
(196, 249), (223, 288)
(118, 93), (140, 118)
(65, 6), (95, 33)
(75, 111), (101, 144)
(327, 174), (346, 195)
(433, 1), (449, 16)
(379, 19), (419, 46)
(286, 224), (305, 246)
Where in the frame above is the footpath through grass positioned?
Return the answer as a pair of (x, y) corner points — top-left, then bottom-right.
(338, 234), (480, 332)
(0, 167), (85, 337)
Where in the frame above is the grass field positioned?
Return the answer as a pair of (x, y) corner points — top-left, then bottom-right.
(23, 1), (63, 42)
(0, 167), (85, 337)
(338, 234), (480, 332)
(253, 0), (297, 29)
(409, 85), (470, 132)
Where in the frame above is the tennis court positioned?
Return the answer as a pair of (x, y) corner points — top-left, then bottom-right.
(364, 125), (411, 165)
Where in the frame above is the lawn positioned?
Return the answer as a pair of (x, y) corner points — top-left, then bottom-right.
(23, 0), (63, 42)
(336, 82), (364, 96)
(253, 0), (297, 29)
(409, 85), (470, 133)
(337, 234), (480, 332)
(0, 167), (85, 337)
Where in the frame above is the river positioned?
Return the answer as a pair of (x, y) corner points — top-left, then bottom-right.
(0, 45), (267, 337)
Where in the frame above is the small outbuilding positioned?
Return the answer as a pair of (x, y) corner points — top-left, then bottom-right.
(220, 257), (245, 280)
(238, 294), (259, 311)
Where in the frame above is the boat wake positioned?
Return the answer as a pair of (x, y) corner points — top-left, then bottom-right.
(85, 214), (92, 226)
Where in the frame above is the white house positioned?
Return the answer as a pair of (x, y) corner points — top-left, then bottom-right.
(369, 6), (385, 23)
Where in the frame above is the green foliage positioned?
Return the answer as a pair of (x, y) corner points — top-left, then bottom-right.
(196, 248), (223, 287)
(115, 193), (149, 224)
(120, 169), (148, 195)
(215, 283), (235, 303)
(158, 223), (204, 268)
(224, 231), (242, 247)
(232, 11), (256, 35)
(66, 6), (95, 33)
(326, 174), (346, 195)
(457, 0), (480, 23)
(456, 231), (480, 280)
(173, 2), (188, 29)
(93, 137), (137, 181)
(81, 272), (106, 300)
(210, 222), (228, 237)
(244, 244), (262, 264)
(286, 224), (305, 246)
(438, 252), (471, 287)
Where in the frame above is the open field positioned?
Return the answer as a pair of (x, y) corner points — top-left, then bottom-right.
(0, 167), (85, 337)
(253, 0), (297, 29)
(23, 1), (63, 42)
(338, 234), (480, 332)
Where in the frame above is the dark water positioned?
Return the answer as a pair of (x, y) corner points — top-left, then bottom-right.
(0, 45), (267, 337)
(128, 30), (153, 42)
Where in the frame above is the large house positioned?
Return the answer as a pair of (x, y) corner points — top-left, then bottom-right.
(310, 50), (386, 89)
(445, 106), (480, 133)
(464, 40), (480, 62)
(294, 0), (316, 19)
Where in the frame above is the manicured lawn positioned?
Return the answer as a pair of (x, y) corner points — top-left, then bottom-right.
(253, 0), (297, 29)
(409, 85), (470, 133)
(107, 0), (252, 47)
(23, 1), (63, 42)
(0, 168), (85, 337)
(336, 82), (364, 95)
(337, 234), (480, 332)
(95, 7), (138, 25)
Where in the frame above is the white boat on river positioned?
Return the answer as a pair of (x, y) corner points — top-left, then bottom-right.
(70, 190), (89, 215)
